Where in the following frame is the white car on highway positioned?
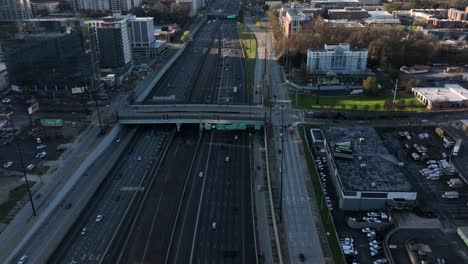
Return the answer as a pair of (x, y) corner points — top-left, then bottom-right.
(26, 164), (34, 171)
(36, 144), (46, 149)
(96, 214), (104, 222)
(3, 161), (13, 168)
(17, 255), (27, 264)
(35, 152), (46, 159)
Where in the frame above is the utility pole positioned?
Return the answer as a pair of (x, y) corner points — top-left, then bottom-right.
(393, 78), (399, 104)
(17, 142), (36, 216)
(10, 119), (36, 216)
(87, 24), (103, 135)
(316, 76), (321, 105)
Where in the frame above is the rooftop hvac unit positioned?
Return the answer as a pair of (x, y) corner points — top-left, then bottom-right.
(360, 163), (367, 168)
(371, 182), (376, 188)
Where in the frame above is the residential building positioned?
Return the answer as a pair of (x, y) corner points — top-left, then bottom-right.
(88, 17), (133, 74)
(412, 84), (468, 110)
(328, 7), (368, 20)
(279, 5), (314, 37)
(307, 43), (368, 75)
(320, 126), (416, 211)
(31, 0), (60, 14)
(422, 28), (468, 40)
(448, 8), (467, 21)
(75, 0), (109, 11)
(0, 0), (32, 21)
(75, 0), (140, 12)
(1, 18), (93, 95)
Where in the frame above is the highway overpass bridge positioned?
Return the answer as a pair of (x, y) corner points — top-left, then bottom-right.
(117, 104), (267, 128)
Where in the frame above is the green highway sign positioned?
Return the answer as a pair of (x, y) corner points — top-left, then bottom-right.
(40, 119), (63, 127)
(225, 123), (247, 130)
(227, 15), (236, 19)
(203, 123), (250, 130)
(254, 124), (262, 130)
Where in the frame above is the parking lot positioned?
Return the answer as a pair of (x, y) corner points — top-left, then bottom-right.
(377, 126), (468, 225)
(311, 138), (390, 264)
(376, 125), (468, 263)
(388, 228), (464, 264)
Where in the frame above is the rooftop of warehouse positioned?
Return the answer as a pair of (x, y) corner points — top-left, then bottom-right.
(322, 126), (413, 192)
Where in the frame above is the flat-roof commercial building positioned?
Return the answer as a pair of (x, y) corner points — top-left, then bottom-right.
(307, 43), (368, 75)
(412, 84), (468, 110)
(321, 126), (416, 211)
(328, 7), (368, 20)
(310, 0), (360, 10)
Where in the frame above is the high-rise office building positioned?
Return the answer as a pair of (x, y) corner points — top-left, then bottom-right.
(0, 0), (32, 21)
(87, 17), (133, 74)
(1, 18), (93, 94)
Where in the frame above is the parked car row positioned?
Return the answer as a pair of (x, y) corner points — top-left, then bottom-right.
(316, 156), (332, 211)
(341, 236), (358, 258)
(362, 228), (385, 259)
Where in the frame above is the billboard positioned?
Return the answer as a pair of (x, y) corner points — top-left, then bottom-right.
(40, 119), (63, 127)
(28, 102), (39, 115)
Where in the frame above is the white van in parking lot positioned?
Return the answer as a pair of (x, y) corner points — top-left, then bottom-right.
(442, 191), (459, 199)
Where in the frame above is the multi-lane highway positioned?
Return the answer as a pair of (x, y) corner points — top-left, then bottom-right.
(217, 21), (248, 105)
(46, 0), (258, 262)
(49, 128), (171, 263)
(145, 20), (219, 103)
(117, 129), (256, 264)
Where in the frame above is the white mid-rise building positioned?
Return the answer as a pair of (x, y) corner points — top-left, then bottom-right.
(127, 16), (155, 48)
(307, 43), (368, 75)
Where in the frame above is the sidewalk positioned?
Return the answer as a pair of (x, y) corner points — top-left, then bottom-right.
(253, 134), (274, 263)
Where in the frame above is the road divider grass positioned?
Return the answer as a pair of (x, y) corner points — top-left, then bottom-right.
(238, 24), (257, 100)
(298, 124), (345, 264)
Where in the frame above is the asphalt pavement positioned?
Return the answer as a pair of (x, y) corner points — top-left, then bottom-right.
(145, 21), (219, 103)
(116, 126), (200, 264)
(48, 128), (170, 263)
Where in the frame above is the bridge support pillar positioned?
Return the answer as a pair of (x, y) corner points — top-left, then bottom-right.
(176, 123), (181, 132)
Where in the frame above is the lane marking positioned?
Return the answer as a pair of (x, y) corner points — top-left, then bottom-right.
(189, 132), (215, 264)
